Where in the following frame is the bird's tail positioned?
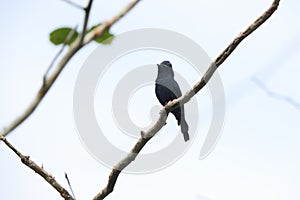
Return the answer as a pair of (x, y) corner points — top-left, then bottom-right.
(180, 118), (189, 142)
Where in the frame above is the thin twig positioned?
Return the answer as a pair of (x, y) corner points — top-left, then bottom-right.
(0, 135), (74, 200)
(61, 0), (84, 10)
(44, 25), (78, 84)
(0, 0), (141, 137)
(92, 0), (281, 199)
(65, 173), (77, 200)
(80, 0), (94, 45)
(252, 76), (300, 110)
(83, 0), (140, 45)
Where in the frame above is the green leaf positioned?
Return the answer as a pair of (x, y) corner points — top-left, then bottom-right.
(89, 24), (114, 45)
(94, 30), (114, 44)
(49, 27), (78, 45)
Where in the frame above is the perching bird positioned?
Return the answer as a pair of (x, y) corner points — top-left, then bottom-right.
(155, 61), (189, 141)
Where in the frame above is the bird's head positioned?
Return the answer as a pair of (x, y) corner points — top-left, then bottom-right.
(160, 60), (172, 68)
(156, 60), (174, 79)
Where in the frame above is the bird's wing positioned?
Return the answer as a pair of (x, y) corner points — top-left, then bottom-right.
(157, 78), (182, 98)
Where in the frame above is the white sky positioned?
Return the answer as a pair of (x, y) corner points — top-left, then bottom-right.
(1, 0), (300, 200)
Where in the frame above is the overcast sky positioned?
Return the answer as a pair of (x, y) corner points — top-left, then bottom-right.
(1, 0), (300, 200)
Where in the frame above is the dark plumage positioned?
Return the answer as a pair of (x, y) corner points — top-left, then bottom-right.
(155, 61), (189, 141)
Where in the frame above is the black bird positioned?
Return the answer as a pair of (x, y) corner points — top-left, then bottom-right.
(155, 61), (189, 141)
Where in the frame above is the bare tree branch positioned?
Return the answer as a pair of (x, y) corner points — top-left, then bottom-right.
(0, 135), (74, 200)
(0, 0), (141, 137)
(188, 0), (281, 98)
(93, 0), (281, 199)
